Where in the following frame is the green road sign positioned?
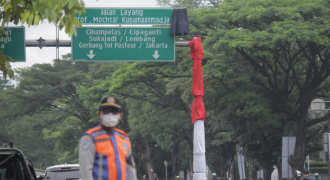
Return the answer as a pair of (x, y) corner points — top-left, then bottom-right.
(0, 27), (25, 62)
(75, 8), (172, 25)
(72, 27), (175, 62)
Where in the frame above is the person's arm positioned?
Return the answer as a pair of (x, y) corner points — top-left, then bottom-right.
(126, 146), (137, 180)
(79, 135), (95, 180)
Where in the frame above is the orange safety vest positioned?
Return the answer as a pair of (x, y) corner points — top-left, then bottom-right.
(84, 125), (132, 180)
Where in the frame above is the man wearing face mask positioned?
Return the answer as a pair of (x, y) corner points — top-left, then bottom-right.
(79, 96), (137, 180)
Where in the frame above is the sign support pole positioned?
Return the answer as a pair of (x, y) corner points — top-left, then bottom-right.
(56, 25), (59, 60)
(25, 39), (189, 48)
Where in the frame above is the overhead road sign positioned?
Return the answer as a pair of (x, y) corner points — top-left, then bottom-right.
(0, 27), (25, 62)
(71, 27), (175, 62)
(74, 8), (172, 25)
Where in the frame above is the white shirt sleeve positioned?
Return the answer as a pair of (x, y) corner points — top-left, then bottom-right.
(126, 166), (137, 180)
(126, 146), (137, 180)
(79, 135), (95, 180)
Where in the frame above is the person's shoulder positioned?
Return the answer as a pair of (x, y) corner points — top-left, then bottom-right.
(115, 128), (130, 139)
(79, 134), (94, 149)
(86, 125), (102, 134)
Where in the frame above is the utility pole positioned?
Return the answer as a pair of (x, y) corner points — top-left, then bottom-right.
(164, 161), (168, 180)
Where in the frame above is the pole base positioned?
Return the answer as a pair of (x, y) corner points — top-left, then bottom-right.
(193, 173), (207, 180)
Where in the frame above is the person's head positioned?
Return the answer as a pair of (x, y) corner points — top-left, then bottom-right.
(302, 169), (309, 176)
(154, 173), (157, 177)
(143, 175), (147, 178)
(212, 173), (216, 176)
(97, 96), (123, 128)
(315, 172), (319, 177)
(176, 176), (180, 179)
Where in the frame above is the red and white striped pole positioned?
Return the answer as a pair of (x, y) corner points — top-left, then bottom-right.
(188, 37), (206, 180)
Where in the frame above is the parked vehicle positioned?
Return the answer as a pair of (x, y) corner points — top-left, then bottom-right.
(40, 164), (80, 180)
(0, 143), (37, 180)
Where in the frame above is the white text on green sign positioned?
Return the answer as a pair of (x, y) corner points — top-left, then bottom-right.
(75, 8), (172, 25)
(0, 27), (25, 62)
(71, 27), (175, 61)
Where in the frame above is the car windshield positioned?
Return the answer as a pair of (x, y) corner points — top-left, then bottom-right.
(46, 170), (79, 180)
(0, 151), (15, 155)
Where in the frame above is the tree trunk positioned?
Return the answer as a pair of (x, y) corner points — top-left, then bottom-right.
(134, 156), (143, 179)
(247, 158), (252, 180)
(135, 137), (153, 179)
(231, 160), (235, 180)
(225, 158), (232, 180)
(276, 160), (282, 180)
(227, 156), (234, 180)
(171, 142), (181, 178)
(142, 138), (155, 180)
(264, 167), (273, 180)
(288, 119), (306, 178)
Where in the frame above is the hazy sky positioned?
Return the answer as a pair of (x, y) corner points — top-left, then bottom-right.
(10, 0), (160, 69)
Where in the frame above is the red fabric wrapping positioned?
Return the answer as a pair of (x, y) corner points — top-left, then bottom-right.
(189, 37), (205, 123)
(192, 58), (204, 96)
(189, 37), (204, 96)
(191, 96), (205, 123)
(188, 37), (204, 60)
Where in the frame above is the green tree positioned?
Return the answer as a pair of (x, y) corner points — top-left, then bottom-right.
(8, 113), (59, 168)
(0, 0), (85, 78)
(0, 77), (15, 145)
(2, 58), (92, 168)
(78, 57), (194, 179)
(201, 46), (282, 179)
(156, 0), (222, 8)
(204, 0), (330, 174)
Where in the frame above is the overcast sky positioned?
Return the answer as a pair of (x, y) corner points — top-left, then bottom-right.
(10, 0), (160, 69)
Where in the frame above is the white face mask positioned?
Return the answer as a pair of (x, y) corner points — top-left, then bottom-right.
(100, 113), (120, 127)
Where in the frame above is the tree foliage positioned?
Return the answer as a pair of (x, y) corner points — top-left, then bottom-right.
(2, 1), (330, 180)
(0, 0), (85, 78)
(204, 0), (330, 174)
(1, 59), (91, 168)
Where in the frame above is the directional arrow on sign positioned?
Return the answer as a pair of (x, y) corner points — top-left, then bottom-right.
(87, 50), (95, 59)
(72, 27), (175, 62)
(152, 50), (160, 59)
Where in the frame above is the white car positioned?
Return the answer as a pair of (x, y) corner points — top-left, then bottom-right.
(42, 164), (80, 180)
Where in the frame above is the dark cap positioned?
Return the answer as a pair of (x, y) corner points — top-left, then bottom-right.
(99, 96), (122, 111)
(302, 169), (309, 175)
